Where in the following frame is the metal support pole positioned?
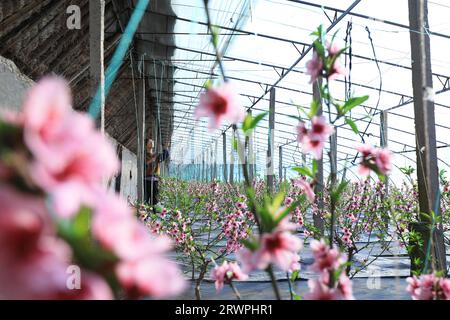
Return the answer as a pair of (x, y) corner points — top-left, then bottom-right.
(267, 88), (275, 194)
(330, 130), (338, 185)
(408, 0), (446, 273)
(214, 141), (218, 180)
(201, 152), (205, 182)
(90, 0), (105, 133)
(279, 146), (283, 183)
(136, 65), (145, 202)
(248, 111), (255, 182)
(380, 111), (390, 226)
(313, 79), (325, 235)
(223, 133), (228, 182)
(210, 146), (214, 181)
(230, 128), (235, 184)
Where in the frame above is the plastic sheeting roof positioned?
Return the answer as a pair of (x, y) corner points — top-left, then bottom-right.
(164, 0), (450, 183)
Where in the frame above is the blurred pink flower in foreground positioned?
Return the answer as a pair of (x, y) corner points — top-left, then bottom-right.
(0, 185), (113, 300)
(327, 42), (347, 81)
(293, 177), (315, 204)
(306, 51), (323, 84)
(305, 42), (346, 83)
(356, 144), (392, 177)
(195, 83), (245, 130)
(211, 261), (248, 292)
(310, 239), (344, 272)
(297, 116), (334, 160)
(237, 218), (302, 273)
(93, 191), (186, 298)
(304, 239), (354, 300)
(406, 273), (450, 300)
(0, 77), (185, 300)
(22, 77), (118, 218)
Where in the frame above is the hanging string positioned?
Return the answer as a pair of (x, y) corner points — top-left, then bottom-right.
(344, 21), (353, 101)
(88, 0), (150, 119)
(352, 25), (383, 164)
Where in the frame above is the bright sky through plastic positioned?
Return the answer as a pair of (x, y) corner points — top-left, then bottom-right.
(167, 0), (450, 184)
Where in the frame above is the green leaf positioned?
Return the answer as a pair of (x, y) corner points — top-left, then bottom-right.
(295, 104), (309, 119)
(342, 95), (369, 114)
(242, 112), (268, 135)
(241, 238), (259, 251)
(331, 179), (349, 204)
(211, 25), (220, 48)
(345, 117), (359, 134)
(203, 79), (213, 89)
(271, 191), (286, 213)
(242, 114), (253, 132)
(232, 137), (238, 152)
(290, 270), (299, 282)
(292, 166), (314, 179)
(292, 292), (302, 300)
(274, 200), (301, 225)
(72, 207), (91, 238)
(312, 159), (318, 175)
(309, 100), (321, 118)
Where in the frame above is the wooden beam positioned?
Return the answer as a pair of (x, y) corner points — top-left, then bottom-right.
(408, 0), (446, 273)
(90, 0), (106, 132)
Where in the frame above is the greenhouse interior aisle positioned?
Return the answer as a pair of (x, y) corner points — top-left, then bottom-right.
(0, 0), (449, 303)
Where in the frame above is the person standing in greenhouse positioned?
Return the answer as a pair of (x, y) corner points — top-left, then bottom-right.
(145, 138), (170, 206)
(145, 138), (159, 206)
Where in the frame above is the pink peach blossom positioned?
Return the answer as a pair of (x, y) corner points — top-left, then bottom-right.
(375, 148), (392, 175)
(91, 191), (185, 298)
(306, 51), (323, 84)
(305, 278), (340, 300)
(22, 78), (118, 218)
(293, 178), (315, 203)
(211, 261), (248, 292)
(310, 239), (344, 272)
(297, 116), (334, 160)
(356, 144), (392, 177)
(237, 229), (302, 273)
(405, 274), (450, 300)
(195, 83), (245, 130)
(0, 186), (74, 299)
(116, 254), (185, 299)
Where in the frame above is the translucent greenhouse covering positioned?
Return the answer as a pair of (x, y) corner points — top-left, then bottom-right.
(166, 0), (450, 185)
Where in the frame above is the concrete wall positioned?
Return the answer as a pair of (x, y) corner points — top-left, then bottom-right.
(120, 146), (138, 203)
(0, 56), (33, 112)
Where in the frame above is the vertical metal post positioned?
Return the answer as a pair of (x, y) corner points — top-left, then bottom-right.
(90, 0), (105, 133)
(248, 111), (255, 182)
(313, 79), (325, 235)
(230, 128), (235, 184)
(201, 152), (205, 182)
(223, 132), (228, 182)
(279, 146), (283, 183)
(214, 141), (218, 181)
(136, 64), (145, 202)
(267, 88), (275, 194)
(380, 111), (390, 226)
(408, 0), (446, 273)
(211, 146), (214, 181)
(330, 130), (338, 185)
